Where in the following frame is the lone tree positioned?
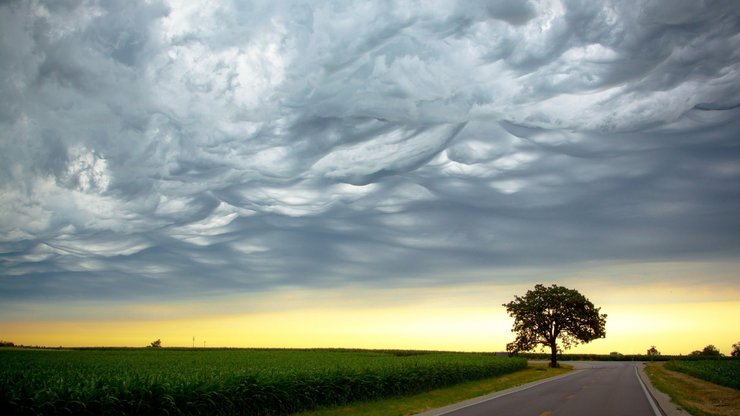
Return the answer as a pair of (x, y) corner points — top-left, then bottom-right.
(704, 344), (721, 357)
(503, 284), (607, 368)
(704, 345), (721, 357)
(149, 339), (162, 348)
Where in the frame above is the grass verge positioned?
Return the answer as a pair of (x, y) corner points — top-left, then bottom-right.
(295, 363), (571, 416)
(644, 362), (740, 416)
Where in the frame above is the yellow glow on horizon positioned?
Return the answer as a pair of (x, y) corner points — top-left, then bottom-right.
(3, 261), (738, 354)
(2, 299), (738, 355)
(569, 301), (739, 355)
(0, 304), (512, 351)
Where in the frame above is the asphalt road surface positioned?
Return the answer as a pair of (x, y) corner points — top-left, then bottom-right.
(418, 362), (662, 416)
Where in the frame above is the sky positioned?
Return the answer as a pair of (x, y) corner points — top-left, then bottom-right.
(1, 0), (739, 355)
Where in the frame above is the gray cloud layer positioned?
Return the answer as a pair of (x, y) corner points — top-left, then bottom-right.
(1, 0), (740, 301)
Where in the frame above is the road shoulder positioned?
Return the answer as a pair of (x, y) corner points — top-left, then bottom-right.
(637, 362), (686, 416)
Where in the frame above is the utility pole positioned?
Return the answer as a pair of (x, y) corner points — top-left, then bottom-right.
(192, 336), (195, 348)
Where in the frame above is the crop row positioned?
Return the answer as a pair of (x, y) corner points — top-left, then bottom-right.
(665, 359), (740, 389)
(0, 349), (526, 415)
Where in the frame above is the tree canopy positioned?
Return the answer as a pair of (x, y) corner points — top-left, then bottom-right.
(503, 284), (607, 367)
(690, 344), (721, 357)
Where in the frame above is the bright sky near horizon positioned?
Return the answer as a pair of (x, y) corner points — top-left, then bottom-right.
(1, 0), (739, 355)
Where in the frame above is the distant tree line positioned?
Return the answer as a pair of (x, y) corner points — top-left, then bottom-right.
(689, 344), (721, 358)
(514, 342), (739, 361)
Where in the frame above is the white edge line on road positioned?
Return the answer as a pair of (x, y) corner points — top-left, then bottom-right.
(427, 370), (582, 416)
(635, 365), (663, 416)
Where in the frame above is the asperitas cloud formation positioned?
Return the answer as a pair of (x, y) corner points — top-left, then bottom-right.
(1, 0), (739, 303)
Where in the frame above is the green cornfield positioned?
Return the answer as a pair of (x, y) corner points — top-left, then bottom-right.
(665, 359), (740, 389)
(0, 348), (526, 415)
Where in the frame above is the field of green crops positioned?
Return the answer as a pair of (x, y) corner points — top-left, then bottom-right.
(665, 359), (740, 389)
(0, 348), (526, 415)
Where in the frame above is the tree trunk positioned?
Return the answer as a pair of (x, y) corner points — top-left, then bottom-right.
(549, 342), (558, 368)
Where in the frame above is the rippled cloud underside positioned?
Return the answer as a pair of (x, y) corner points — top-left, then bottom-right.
(1, 0), (739, 301)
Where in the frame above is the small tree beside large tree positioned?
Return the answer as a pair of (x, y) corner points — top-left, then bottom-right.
(503, 284), (607, 368)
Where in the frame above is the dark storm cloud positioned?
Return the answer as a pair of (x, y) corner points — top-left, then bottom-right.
(1, 0), (739, 302)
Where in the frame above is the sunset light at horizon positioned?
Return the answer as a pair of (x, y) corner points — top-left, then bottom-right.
(1, 0), (739, 356)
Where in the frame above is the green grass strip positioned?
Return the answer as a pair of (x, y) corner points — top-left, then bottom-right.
(644, 363), (740, 416)
(296, 363), (571, 416)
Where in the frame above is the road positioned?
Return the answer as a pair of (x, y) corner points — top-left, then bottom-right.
(417, 361), (662, 416)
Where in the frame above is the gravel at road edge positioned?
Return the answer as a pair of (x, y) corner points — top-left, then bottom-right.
(637, 362), (686, 416)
